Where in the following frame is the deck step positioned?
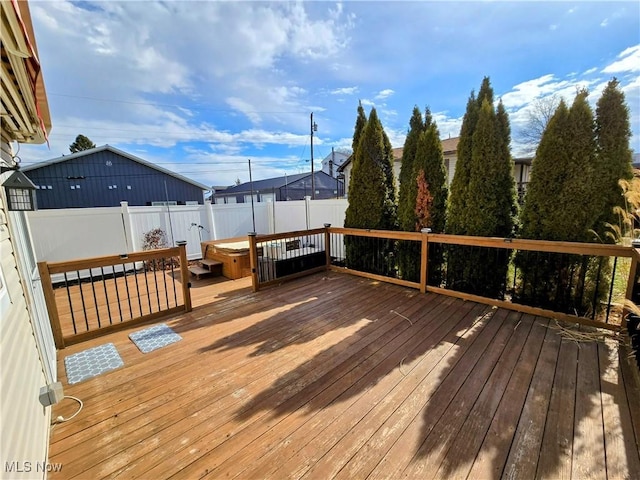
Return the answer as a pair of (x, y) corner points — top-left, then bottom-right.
(200, 259), (223, 268)
(188, 266), (212, 279)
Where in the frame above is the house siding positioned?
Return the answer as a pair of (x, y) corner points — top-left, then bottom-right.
(25, 150), (205, 209)
(0, 139), (51, 480)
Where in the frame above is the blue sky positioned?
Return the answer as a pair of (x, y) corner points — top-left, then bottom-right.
(20, 0), (640, 187)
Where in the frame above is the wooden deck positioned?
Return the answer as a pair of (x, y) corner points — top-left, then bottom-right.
(49, 271), (640, 479)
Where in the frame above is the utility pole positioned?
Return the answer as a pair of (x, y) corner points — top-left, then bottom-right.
(310, 112), (317, 200)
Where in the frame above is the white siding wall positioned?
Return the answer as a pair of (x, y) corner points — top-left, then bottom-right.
(1, 139), (51, 480)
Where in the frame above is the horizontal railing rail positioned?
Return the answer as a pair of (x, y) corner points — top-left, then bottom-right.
(39, 242), (192, 348)
(249, 225), (635, 332)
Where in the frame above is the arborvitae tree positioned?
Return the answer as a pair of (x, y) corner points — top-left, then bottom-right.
(398, 106), (425, 231)
(448, 77), (495, 235)
(517, 92), (607, 315)
(563, 89), (599, 242)
(519, 100), (571, 240)
(593, 78), (633, 240)
(344, 108), (397, 274)
(446, 93), (478, 235)
(460, 99), (517, 296)
(69, 134), (96, 153)
(416, 121), (449, 285)
(418, 118), (448, 235)
(415, 170), (433, 230)
(351, 100), (367, 160)
(381, 126), (398, 230)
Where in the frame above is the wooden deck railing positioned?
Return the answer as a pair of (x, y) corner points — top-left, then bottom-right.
(38, 242), (192, 348)
(249, 226), (638, 331)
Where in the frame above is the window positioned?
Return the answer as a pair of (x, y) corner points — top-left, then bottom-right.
(185, 201), (198, 205)
(151, 201), (177, 206)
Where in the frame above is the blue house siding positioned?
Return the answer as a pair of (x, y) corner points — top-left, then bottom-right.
(24, 149), (206, 209)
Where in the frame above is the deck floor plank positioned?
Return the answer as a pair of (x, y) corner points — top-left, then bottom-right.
(571, 341), (606, 480)
(466, 317), (550, 480)
(535, 337), (578, 480)
(248, 300), (483, 480)
(400, 310), (529, 480)
(367, 308), (513, 480)
(499, 318), (562, 479)
(46, 271), (640, 480)
(599, 339), (640, 480)
(156, 294), (455, 480)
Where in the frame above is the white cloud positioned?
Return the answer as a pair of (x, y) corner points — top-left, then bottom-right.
(602, 44), (640, 73)
(501, 74), (571, 108)
(375, 89), (395, 100)
(583, 67), (598, 75)
(600, 18), (609, 27)
(360, 99), (375, 107)
(330, 87), (359, 95)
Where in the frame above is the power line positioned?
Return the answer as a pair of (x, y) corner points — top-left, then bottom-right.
(48, 93), (308, 114)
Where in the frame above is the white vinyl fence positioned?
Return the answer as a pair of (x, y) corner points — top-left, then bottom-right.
(27, 198), (348, 264)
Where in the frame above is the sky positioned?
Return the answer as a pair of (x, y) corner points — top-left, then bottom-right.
(18, 0), (640, 188)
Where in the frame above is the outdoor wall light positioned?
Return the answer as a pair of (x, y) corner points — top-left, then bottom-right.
(1, 167), (37, 211)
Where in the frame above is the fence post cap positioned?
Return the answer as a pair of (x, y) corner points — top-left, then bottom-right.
(420, 228), (432, 234)
(632, 238), (640, 248)
(176, 240), (187, 246)
(324, 223), (331, 228)
(248, 232), (257, 237)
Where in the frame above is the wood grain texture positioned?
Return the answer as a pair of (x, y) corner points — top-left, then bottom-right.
(47, 271), (640, 480)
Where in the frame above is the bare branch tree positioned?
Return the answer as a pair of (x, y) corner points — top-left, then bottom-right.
(519, 95), (560, 148)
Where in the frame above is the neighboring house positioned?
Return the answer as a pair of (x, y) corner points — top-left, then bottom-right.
(514, 157), (533, 202)
(213, 171), (344, 204)
(320, 149), (350, 178)
(1, 0), (58, 473)
(23, 145), (209, 209)
(338, 136), (460, 195)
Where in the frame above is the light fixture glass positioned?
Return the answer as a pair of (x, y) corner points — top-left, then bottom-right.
(2, 170), (37, 211)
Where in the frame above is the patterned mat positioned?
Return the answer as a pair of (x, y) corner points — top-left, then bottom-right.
(64, 343), (124, 385)
(129, 324), (182, 353)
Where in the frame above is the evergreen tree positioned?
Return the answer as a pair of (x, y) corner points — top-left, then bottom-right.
(415, 170), (433, 230)
(448, 76), (495, 235)
(351, 100), (367, 160)
(519, 100), (571, 241)
(446, 92), (478, 235)
(517, 91), (606, 314)
(381, 126), (398, 230)
(344, 108), (397, 274)
(445, 77), (518, 297)
(593, 78), (633, 240)
(69, 134), (96, 153)
(398, 106), (425, 231)
(462, 99), (517, 297)
(416, 120), (448, 285)
(417, 118), (448, 235)
(396, 107), (425, 282)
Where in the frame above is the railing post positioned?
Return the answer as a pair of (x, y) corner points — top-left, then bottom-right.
(624, 246), (640, 325)
(37, 261), (65, 349)
(420, 228), (431, 294)
(324, 224), (331, 270)
(176, 241), (192, 312)
(248, 232), (259, 292)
